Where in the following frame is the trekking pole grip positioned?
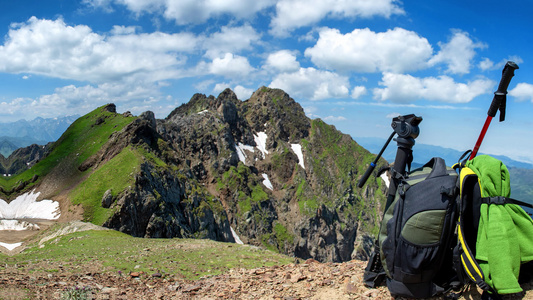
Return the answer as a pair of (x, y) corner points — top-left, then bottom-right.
(488, 61), (519, 117)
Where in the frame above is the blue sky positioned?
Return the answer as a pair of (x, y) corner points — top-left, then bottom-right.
(0, 0), (533, 163)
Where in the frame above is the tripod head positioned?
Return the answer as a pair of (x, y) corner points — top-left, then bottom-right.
(391, 114), (422, 150)
(357, 114), (422, 188)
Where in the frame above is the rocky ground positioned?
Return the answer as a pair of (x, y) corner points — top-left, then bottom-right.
(3, 258), (531, 300)
(0, 259), (387, 299)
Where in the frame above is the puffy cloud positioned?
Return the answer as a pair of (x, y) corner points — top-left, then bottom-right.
(479, 57), (494, 71)
(270, 0), (404, 36)
(208, 53), (254, 78)
(213, 83), (254, 100)
(305, 27), (432, 73)
(351, 86), (367, 99)
(88, 0), (402, 32)
(86, 0), (276, 24)
(269, 67), (350, 100)
(428, 30), (486, 74)
(0, 17), (198, 83)
(373, 72), (494, 103)
(263, 50), (300, 73)
(510, 83), (533, 102)
(0, 79), (168, 122)
(203, 24), (261, 59)
(234, 85), (255, 100)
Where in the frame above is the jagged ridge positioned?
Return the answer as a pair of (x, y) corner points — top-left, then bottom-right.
(3, 87), (387, 263)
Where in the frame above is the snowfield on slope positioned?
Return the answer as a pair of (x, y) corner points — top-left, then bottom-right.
(0, 190), (60, 220)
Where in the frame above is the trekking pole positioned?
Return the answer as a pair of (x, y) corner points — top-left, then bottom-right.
(469, 61), (519, 160)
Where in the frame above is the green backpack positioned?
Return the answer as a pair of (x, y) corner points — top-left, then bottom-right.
(454, 155), (533, 297)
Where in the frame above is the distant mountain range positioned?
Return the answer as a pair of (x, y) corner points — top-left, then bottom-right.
(0, 115), (78, 157)
(355, 136), (533, 170)
(355, 136), (533, 203)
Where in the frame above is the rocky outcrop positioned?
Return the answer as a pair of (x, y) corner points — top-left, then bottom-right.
(0, 143), (52, 176)
(8, 87), (386, 263)
(103, 163), (234, 242)
(128, 86), (386, 262)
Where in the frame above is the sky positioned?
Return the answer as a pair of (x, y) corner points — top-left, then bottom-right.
(0, 0), (533, 163)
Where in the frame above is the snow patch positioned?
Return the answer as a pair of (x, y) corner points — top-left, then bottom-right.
(0, 220), (40, 231)
(197, 110), (208, 115)
(236, 143), (255, 164)
(380, 172), (390, 188)
(290, 144), (305, 169)
(0, 242), (22, 251)
(254, 132), (268, 158)
(262, 173), (273, 191)
(231, 227), (244, 245)
(0, 190), (60, 220)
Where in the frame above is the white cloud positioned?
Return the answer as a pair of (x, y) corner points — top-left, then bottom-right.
(386, 112), (401, 118)
(373, 72), (494, 103)
(213, 83), (254, 100)
(89, 0), (276, 24)
(269, 67), (350, 100)
(305, 27), (432, 73)
(82, 0), (114, 12)
(428, 30), (486, 74)
(270, 0), (404, 36)
(213, 83), (231, 94)
(264, 50), (300, 73)
(0, 17), (198, 83)
(479, 57), (494, 71)
(208, 53), (254, 78)
(510, 83), (533, 102)
(110, 25), (138, 35)
(0, 78), (172, 122)
(234, 85), (255, 100)
(323, 115), (346, 121)
(351, 86), (367, 99)
(203, 24), (261, 59)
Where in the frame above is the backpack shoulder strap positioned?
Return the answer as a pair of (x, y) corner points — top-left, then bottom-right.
(457, 217), (490, 290)
(456, 166), (502, 296)
(457, 167), (489, 290)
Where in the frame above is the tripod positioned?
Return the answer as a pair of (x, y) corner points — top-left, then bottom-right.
(358, 114), (422, 287)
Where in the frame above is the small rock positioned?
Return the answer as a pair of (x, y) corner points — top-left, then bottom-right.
(130, 272), (140, 278)
(345, 282), (358, 294)
(152, 272), (162, 278)
(101, 287), (119, 294)
(182, 284), (202, 293)
(101, 189), (113, 208)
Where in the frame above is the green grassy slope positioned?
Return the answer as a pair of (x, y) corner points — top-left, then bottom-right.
(0, 105), (136, 198)
(3, 227), (293, 280)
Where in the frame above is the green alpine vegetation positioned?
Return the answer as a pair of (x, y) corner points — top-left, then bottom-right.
(1, 87), (387, 266)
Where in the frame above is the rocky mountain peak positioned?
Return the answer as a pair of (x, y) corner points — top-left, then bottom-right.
(245, 87), (310, 143)
(5, 87), (386, 264)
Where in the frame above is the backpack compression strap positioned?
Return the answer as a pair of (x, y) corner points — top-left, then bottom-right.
(481, 196), (533, 210)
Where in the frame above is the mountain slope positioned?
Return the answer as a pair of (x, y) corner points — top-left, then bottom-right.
(3, 87), (387, 263)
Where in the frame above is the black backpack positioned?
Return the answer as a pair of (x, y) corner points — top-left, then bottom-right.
(376, 157), (460, 298)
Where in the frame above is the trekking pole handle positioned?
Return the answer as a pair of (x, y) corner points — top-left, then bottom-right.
(488, 61), (519, 117)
